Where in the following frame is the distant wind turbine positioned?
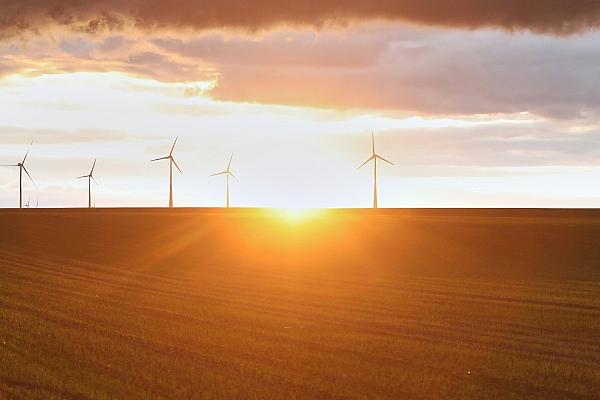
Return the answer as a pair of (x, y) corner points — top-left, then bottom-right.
(76, 159), (98, 209)
(210, 154), (238, 208)
(151, 137), (182, 208)
(358, 132), (394, 209)
(25, 195), (30, 208)
(1, 141), (35, 209)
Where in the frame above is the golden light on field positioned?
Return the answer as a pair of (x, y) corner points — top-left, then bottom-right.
(271, 208), (324, 224)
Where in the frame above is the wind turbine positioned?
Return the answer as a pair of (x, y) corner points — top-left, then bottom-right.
(1, 141), (34, 208)
(210, 154), (238, 208)
(151, 137), (182, 208)
(358, 132), (394, 209)
(76, 159), (98, 208)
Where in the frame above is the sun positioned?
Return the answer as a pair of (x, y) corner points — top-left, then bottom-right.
(270, 207), (323, 223)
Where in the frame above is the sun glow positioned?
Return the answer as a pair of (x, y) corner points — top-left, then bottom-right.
(271, 208), (324, 223)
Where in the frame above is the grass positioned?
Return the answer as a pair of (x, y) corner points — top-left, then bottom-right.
(0, 208), (599, 399)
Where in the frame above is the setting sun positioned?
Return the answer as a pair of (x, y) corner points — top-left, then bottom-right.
(271, 207), (324, 223)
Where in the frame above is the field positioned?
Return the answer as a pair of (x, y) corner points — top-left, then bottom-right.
(1, 208), (599, 399)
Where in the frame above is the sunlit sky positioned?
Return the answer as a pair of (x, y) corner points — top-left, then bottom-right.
(1, 1), (599, 208)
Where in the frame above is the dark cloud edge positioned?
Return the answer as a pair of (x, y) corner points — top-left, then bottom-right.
(2, 0), (600, 40)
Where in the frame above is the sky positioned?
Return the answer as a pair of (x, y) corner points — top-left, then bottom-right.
(0, 1), (599, 208)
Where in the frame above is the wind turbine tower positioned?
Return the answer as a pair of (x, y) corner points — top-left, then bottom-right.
(1, 141), (34, 209)
(210, 154), (238, 208)
(151, 137), (182, 208)
(358, 132), (394, 209)
(76, 159), (98, 208)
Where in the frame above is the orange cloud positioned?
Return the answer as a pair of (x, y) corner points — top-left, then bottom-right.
(1, 0), (600, 39)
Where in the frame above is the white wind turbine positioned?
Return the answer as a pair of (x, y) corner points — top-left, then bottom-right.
(210, 154), (238, 208)
(151, 137), (182, 208)
(358, 132), (394, 209)
(76, 159), (98, 208)
(1, 141), (35, 209)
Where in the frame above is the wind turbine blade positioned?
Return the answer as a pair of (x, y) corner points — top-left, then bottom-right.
(22, 165), (35, 186)
(229, 172), (239, 181)
(92, 176), (99, 185)
(169, 137), (179, 156)
(371, 132), (375, 156)
(227, 153), (233, 170)
(90, 159), (96, 175)
(376, 155), (394, 165)
(0, 164), (19, 167)
(76, 175), (88, 179)
(358, 155), (375, 170)
(210, 171), (228, 177)
(151, 156), (170, 162)
(172, 158), (183, 174)
(22, 141), (33, 164)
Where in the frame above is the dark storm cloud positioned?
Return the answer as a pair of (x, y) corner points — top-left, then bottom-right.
(1, 0), (600, 39)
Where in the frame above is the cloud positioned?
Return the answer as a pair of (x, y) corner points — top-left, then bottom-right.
(0, 33), (215, 82)
(380, 122), (600, 170)
(1, 0), (600, 40)
(0, 126), (130, 144)
(5, 25), (600, 119)
(156, 28), (600, 119)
